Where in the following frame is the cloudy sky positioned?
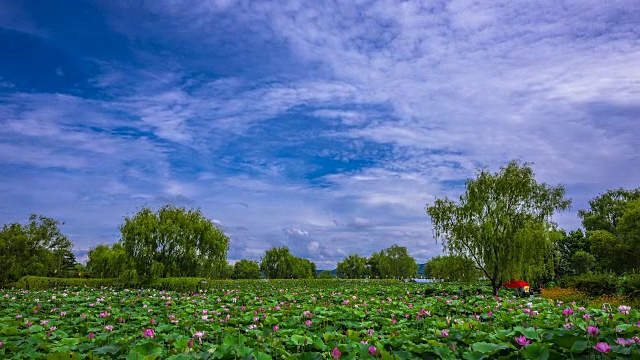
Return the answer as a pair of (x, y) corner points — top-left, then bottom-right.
(1, 0), (638, 268)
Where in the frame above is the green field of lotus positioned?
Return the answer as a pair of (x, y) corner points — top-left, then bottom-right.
(1, 281), (639, 359)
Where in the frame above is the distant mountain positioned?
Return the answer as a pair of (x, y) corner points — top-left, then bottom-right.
(317, 264), (426, 278)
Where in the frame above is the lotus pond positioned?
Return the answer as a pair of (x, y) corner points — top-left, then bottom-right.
(1, 281), (639, 359)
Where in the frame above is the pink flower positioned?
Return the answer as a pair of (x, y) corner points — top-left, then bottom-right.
(368, 346), (377, 355)
(487, 311), (493, 317)
(593, 342), (610, 353)
(143, 328), (155, 338)
(367, 329), (374, 337)
(273, 325), (279, 332)
(615, 338), (628, 346)
(583, 314), (591, 321)
(305, 320), (312, 327)
(104, 325), (113, 331)
(89, 333), (95, 340)
(440, 329), (449, 337)
(515, 335), (531, 346)
(587, 326), (599, 337)
(193, 331), (205, 344)
(331, 347), (342, 358)
(618, 305), (631, 315)
(562, 308), (573, 316)
(0, 341), (3, 346)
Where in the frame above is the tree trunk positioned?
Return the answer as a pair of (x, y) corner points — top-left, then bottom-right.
(491, 278), (499, 296)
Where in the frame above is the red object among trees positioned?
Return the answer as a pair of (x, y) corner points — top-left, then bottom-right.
(503, 279), (530, 288)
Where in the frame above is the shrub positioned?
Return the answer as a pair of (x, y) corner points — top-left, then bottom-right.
(558, 272), (619, 296)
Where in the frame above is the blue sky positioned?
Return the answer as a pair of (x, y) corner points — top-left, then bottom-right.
(1, 0), (638, 268)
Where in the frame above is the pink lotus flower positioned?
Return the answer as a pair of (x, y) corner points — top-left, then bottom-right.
(0, 341), (3, 347)
(615, 338), (630, 346)
(331, 347), (342, 358)
(587, 326), (599, 336)
(562, 308), (573, 316)
(369, 346), (377, 355)
(143, 328), (155, 338)
(273, 325), (279, 332)
(583, 314), (591, 320)
(593, 342), (610, 353)
(104, 325), (113, 331)
(440, 329), (449, 337)
(305, 320), (312, 327)
(89, 333), (95, 340)
(618, 305), (631, 315)
(193, 331), (205, 344)
(515, 335), (530, 346)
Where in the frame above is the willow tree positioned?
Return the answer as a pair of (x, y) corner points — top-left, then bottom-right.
(119, 205), (229, 280)
(426, 161), (570, 295)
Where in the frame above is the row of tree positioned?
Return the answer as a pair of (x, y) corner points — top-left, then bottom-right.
(1, 160), (638, 288)
(335, 245), (418, 279)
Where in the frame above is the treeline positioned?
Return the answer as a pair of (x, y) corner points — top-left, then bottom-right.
(334, 245), (417, 279)
(2, 161), (639, 289)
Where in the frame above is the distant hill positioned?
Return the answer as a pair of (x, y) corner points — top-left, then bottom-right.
(317, 264), (426, 278)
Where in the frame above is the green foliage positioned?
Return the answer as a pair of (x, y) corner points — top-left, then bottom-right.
(2, 281), (638, 359)
(553, 229), (589, 278)
(623, 273), (640, 297)
(86, 243), (130, 279)
(589, 230), (630, 274)
(318, 270), (334, 279)
(148, 277), (208, 292)
(260, 246), (294, 279)
(426, 160), (571, 295)
(7, 276), (121, 289)
(232, 260), (261, 279)
(583, 196), (640, 274)
(119, 205), (230, 280)
(424, 255), (480, 283)
(569, 250), (596, 274)
(336, 254), (368, 279)
(379, 244), (418, 279)
(259, 246), (315, 279)
(578, 187), (640, 234)
(0, 214), (74, 286)
(558, 272), (620, 296)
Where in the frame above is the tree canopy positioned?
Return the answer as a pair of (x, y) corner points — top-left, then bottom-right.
(336, 245), (417, 279)
(0, 214), (74, 285)
(232, 259), (261, 279)
(426, 160), (571, 295)
(260, 246), (315, 279)
(578, 188), (640, 234)
(336, 254), (368, 279)
(119, 205), (230, 280)
(424, 255), (480, 283)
